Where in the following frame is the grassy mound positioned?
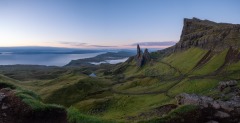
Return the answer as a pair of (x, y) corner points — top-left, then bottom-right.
(45, 77), (112, 107)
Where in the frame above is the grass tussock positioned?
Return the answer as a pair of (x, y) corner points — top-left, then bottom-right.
(0, 81), (64, 112)
(67, 107), (115, 123)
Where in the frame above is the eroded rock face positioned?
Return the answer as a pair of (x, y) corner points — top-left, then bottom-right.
(176, 93), (240, 111)
(218, 80), (238, 91)
(143, 49), (151, 61)
(172, 17), (240, 52)
(135, 45), (151, 67)
(175, 79), (240, 123)
(176, 93), (214, 107)
(176, 93), (240, 122)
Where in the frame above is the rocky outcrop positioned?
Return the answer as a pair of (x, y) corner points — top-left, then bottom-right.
(174, 80), (240, 122)
(176, 93), (240, 122)
(176, 93), (240, 111)
(171, 17), (240, 52)
(218, 80), (238, 91)
(0, 88), (67, 123)
(135, 44), (151, 67)
(143, 49), (151, 61)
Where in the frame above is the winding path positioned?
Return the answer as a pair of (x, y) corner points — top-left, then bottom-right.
(109, 59), (224, 97)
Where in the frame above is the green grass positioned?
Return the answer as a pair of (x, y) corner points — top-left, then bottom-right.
(73, 97), (112, 114)
(67, 107), (115, 123)
(191, 49), (228, 75)
(100, 94), (173, 121)
(168, 78), (219, 97)
(0, 81), (65, 112)
(227, 60), (240, 71)
(33, 73), (88, 99)
(45, 77), (112, 107)
(72, 94), (174, 122)
(123, 61), (143, 77)
(144, 62), (180, 78)
(162, 48), (208, 73)
(222, 60), (240, 79)
(113, 78), (177, 94)
(22, 98), (64, 111)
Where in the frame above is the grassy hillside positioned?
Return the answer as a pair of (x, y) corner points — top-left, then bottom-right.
(162, 48), (208, 74)
(1, 46), (240, 122)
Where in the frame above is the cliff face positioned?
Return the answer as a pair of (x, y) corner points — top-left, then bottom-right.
(173, 17), (240, 52)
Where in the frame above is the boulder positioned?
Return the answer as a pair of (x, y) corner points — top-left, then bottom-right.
(218, 80), (238, 91)
(214, 111), (230, 118)
(0, 92), (6, 101)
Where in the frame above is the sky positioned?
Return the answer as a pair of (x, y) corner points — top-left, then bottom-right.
(0, 0), (240, 49)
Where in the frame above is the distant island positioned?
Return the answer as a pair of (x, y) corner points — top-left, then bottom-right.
(66, 51), (135, 67)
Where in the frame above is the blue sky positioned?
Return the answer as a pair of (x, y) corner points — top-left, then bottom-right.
(0, 0), (240, 48)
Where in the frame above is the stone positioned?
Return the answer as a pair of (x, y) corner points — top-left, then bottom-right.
(211, 101), (220, 109)
(1, 88), (11, 92)
(1, 103), (8, 109)
(205, 120), (219, 123)
(176, 93), (240, 112)
(214, 111), (230, 118)
(176, 93), (213, 107)
(218, 80), (238, 91)
(0, 92), (6, 101)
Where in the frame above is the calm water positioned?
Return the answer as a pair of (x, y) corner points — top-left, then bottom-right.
(90, 57), (128, 65)
(0, 53), (104, 66)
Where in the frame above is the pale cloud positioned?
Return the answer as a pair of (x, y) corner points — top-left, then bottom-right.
(58, 41), (88, 46)
(130, 41), (176, 46)
(57, 41), (118, 48)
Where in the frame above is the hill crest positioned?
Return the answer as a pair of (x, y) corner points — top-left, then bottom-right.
(172, 17), (240, 52)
